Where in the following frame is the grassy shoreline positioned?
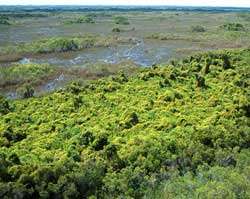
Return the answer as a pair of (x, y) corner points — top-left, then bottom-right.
(0, 60), (139, 97)
(0, 35), (138, 63)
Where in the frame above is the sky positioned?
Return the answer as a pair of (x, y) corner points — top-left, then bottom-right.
(0, 0), (250, 7)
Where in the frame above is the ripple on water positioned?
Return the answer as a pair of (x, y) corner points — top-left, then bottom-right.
(43, 73), (65, 92)
(19, 57), (31, 64)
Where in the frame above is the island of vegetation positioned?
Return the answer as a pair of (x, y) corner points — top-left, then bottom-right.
(0, 35), (137, 63)
(0, 16), (11, 25)
(114, 16), (130, 25)
(65, 16), (95, 24)
(220, 23), (246, 31)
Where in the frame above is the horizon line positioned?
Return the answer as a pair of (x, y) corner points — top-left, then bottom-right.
(0, 4), (250, 8)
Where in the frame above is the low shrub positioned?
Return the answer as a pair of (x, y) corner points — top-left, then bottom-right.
(0, 63), (55, 87)
(114, 16), (130, 25)
(66, 16), (95, 24)
(37, 38), (79, 53)
(112, 27), (121, 33)
(220, 23), (245, 31)
(18, 84), (35, 98)
(191, 25), (206, 32)
(0, 96), (11, 115)
(0, 35), (134, 56)
(0, 18), (11, 25)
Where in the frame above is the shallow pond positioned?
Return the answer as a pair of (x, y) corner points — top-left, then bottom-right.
(19, 39), (191, 67)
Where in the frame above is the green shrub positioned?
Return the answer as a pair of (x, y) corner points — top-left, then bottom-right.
(0, 35), (129, 55)
(79, 131), (95, 146)
(2, 127), (27, 143)
(159, 79), (171, 88)
(0, 18), (11, 25)
(0, 96), (11, 115)
(114, 16), (130, 25)
(153, 152), (250, 199)
(191, 25), (206, 32)
(112, 27), (121, 33)
(220, 23), (245, 31)
(0, 16), (11, 25)
(37, 38), (79, 53)
(65, 16), (95, 24)
(195, 74), (206, 88)
(221, 54), (231, 69)
(119, 111), (139, 129)
(18, 84), (35, 98)
(0, 63), (55, 87)
(92, 134), (108, 151)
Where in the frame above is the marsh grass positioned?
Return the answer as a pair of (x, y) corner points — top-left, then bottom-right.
(0, 35), (137, 60)
(0, 63), (56, 87)
(0, 60), (138, 95)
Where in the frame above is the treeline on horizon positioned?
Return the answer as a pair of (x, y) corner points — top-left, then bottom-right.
(0, 5), (250, 13)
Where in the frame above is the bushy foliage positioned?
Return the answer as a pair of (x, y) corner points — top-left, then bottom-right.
(112, 27), (121, 33)
(0, 19), (10, 25)
(114, 16), (130, 25)
(0, 16), (11, 25)
(0, 63), (55, 87)
(0, 35), (133, 55)
(0, 96), (12, 115)
(37, 38), (80, 53)
(66, 16), (95, 24)
(220, 23), (245, 31)
(0, 13), (48, 18)
(0, 49), (249, 198)
(18, 84), (35, 99)
(191, 25), (206, 32)
(148, 150), (250, 199)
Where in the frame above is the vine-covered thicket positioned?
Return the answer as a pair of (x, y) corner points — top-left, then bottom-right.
(0, 49), (249, 198)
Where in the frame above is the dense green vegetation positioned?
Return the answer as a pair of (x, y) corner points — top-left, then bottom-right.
(0, 16), (11, 25)
(0, 49), (249, 198)
(0, 60), (138, 97)
(0, 35), (134, 56)
(112, 27), (122, 33)
(114, 16), (130, 25)
(220, 23), (246, 31)
(148, 150), (250, 198)
(0, 63), (56, 88)
(65, 16), (95, 24)
(0, 13), (48, 18)
(191, 25), (206, 32)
